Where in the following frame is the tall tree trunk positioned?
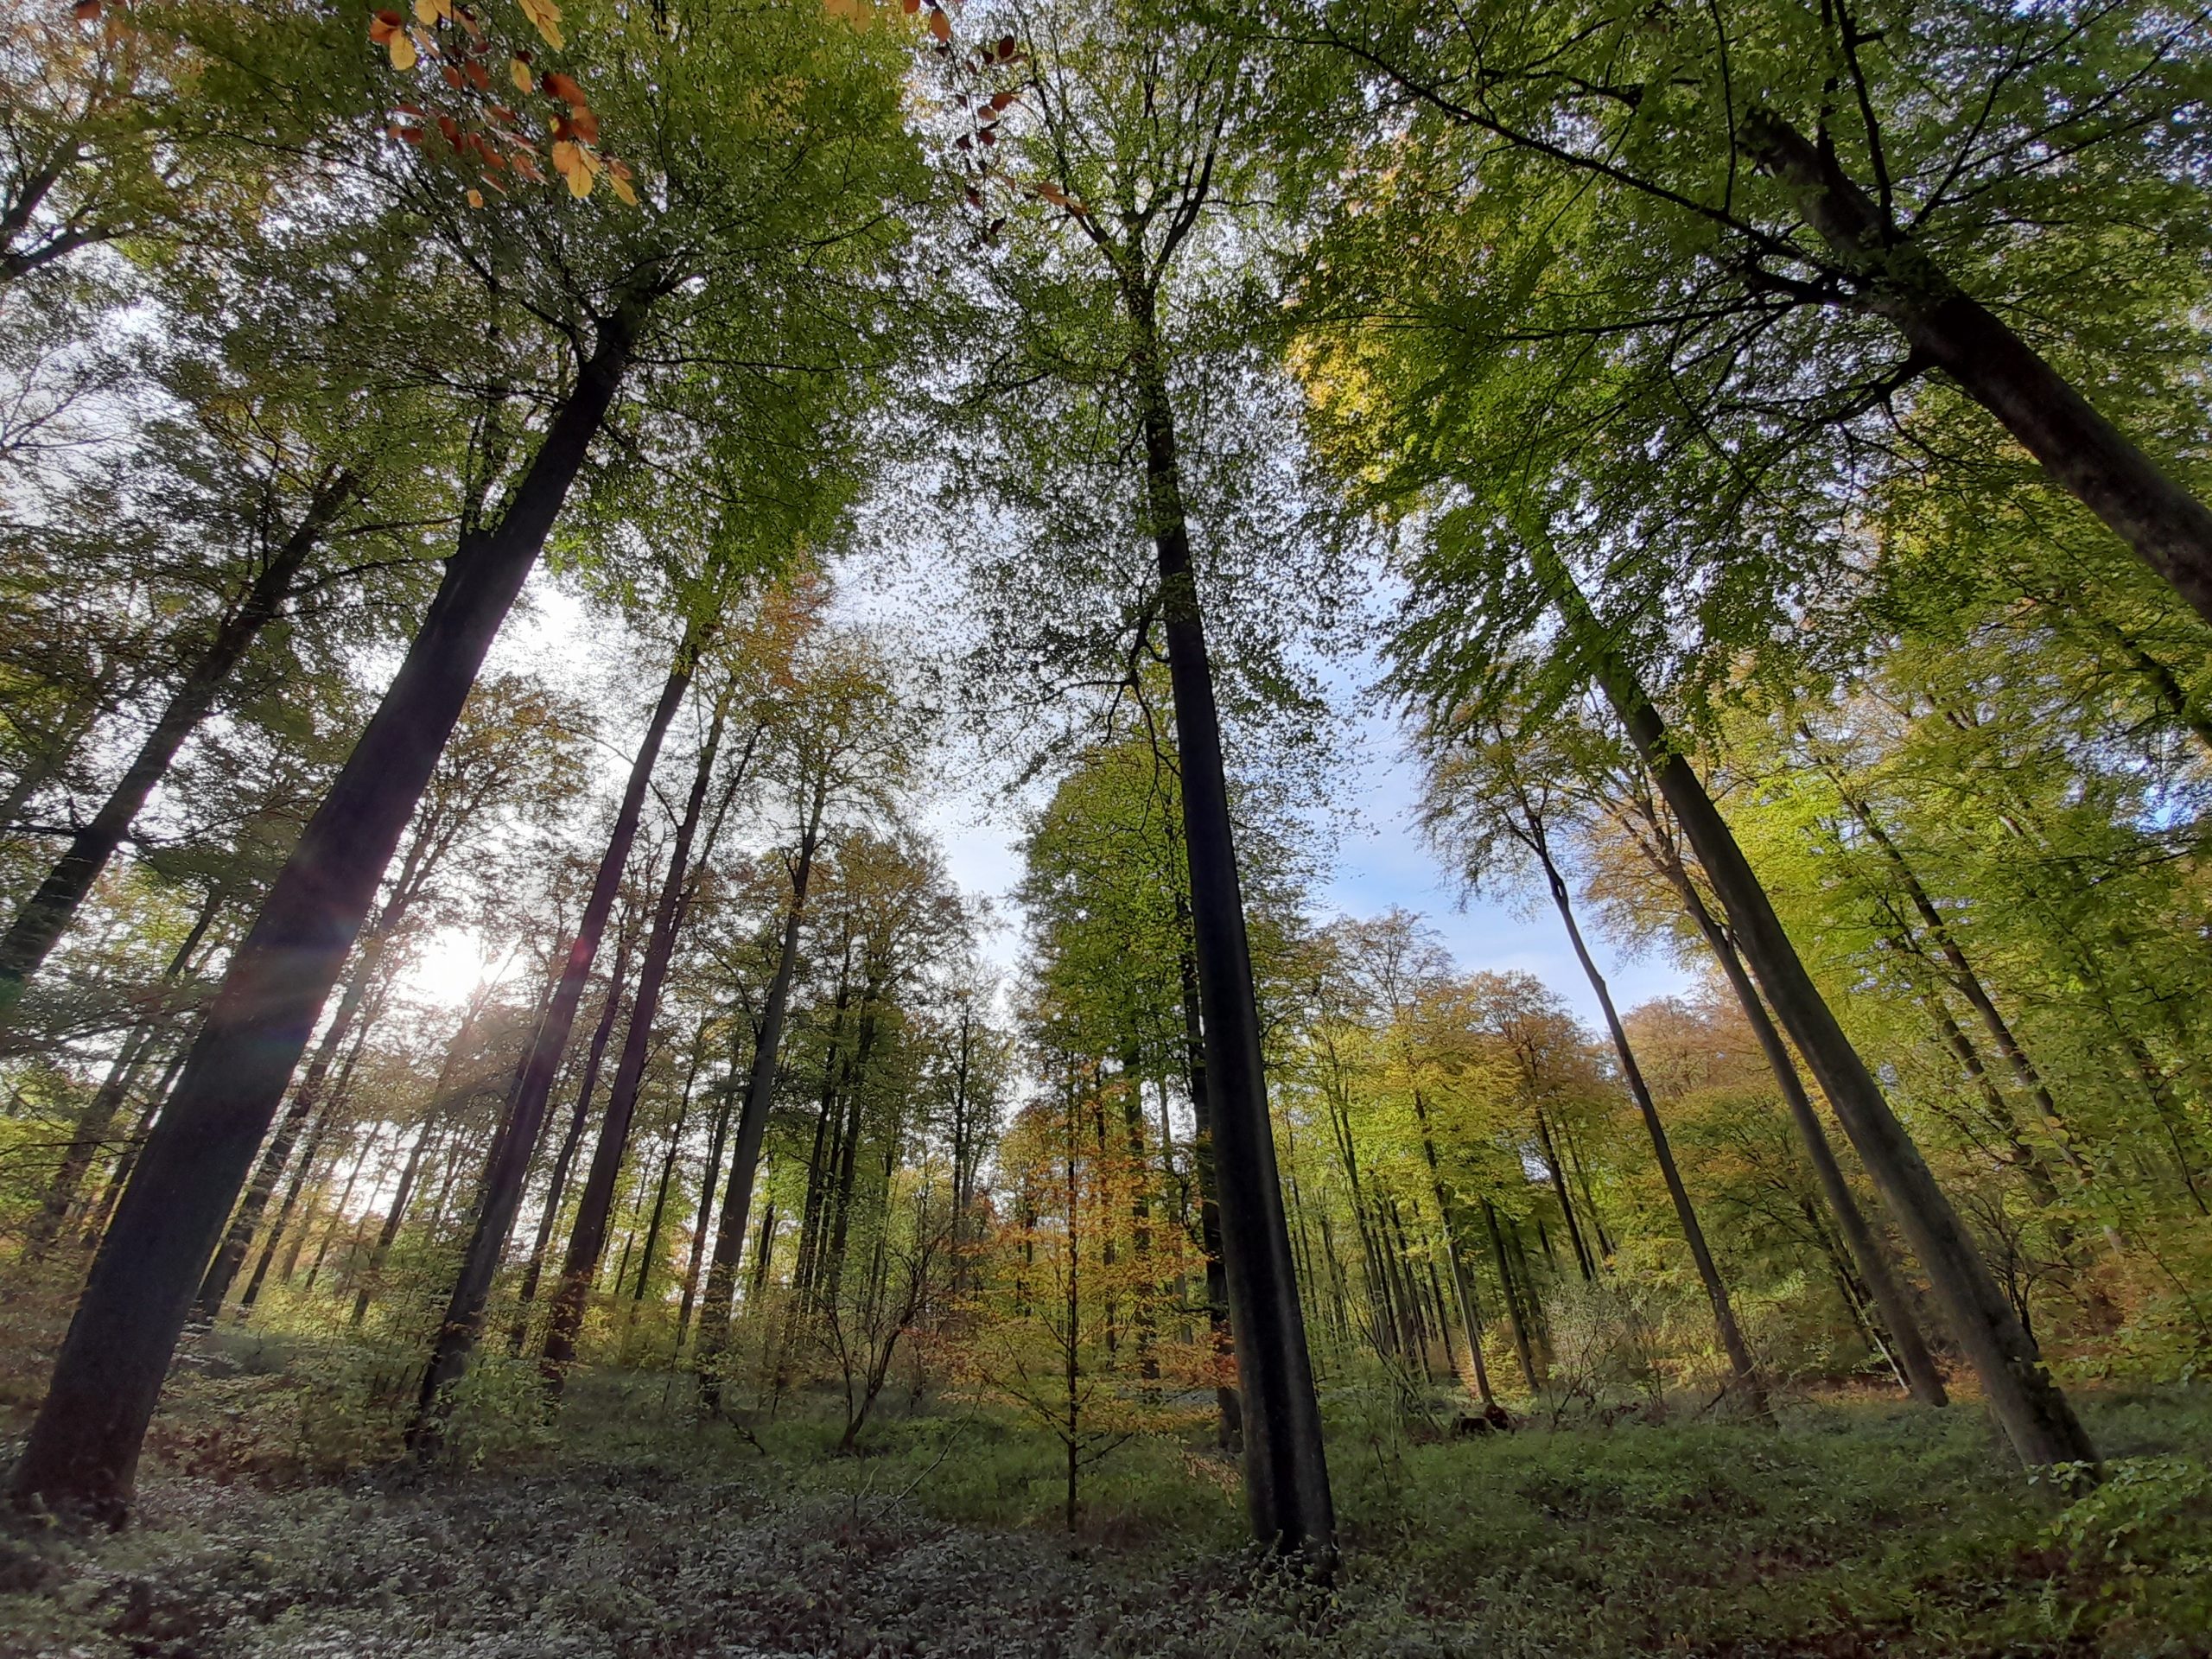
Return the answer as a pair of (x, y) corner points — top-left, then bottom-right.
(1133, 330), (1332, 1566)
(821, 978), (884, 1314)
(1412, 1089), (1496, 1406)
(632, 1020), (712, 1312)
(1745, 111), (2212, 626)
(677, 1036), (746, 1344)
(1525, 827), (1768, 1419)
(1543, 550), (2096, 1472)
(1650, 833), (1950, 1406)
(0, 472), (358, 1021)
(1, 296), (647, 1520)
(410, 613), (704, 1448)
(692, 772), (827, 1407)
(1482, 1197), (1542, 1389)
(542, 695), (729, 1388)
(512, 891), (649, 1346)
(1532, 1104), (1597, 1281)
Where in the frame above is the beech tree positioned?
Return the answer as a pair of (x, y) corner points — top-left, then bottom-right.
(10, 0), (918, 1517)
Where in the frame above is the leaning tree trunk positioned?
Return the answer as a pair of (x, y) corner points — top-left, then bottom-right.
(9, 295), (649, 1521)
(1132, 321), (1334, 1567)
(1540, 547), (2096, 1473)
(1525, 823), (1769, 1420)
(1744, 110), (2212, 628)
(407, 619), (707, 1452)
(1642, 823), (1951, 1406)
(540, 695), (729, 1389)
(692, 771), (827, 1408)
(0, 470), (357, 1022)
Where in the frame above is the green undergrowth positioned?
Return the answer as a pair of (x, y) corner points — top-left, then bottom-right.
(3, 1330), (2210, 1656)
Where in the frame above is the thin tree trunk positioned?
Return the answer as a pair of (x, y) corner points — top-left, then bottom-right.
(31, 880), (228, 1251)
(197, 913), (405, 1318)
(1810, 735), (2101, 1193)
(1412, 1089), (1496, 1406)
(632, 1020), (712, 1310)
(245, 989), (386, 1309)
(677, 1037), (745, 1344)
(1527, 829), (1768, 1419)
(0, 472), (357, 1020)
(1532, 1104), (1596, 1281)
(1483, 1198), (1541, 1389)
(1544, 550), (2095, 1471)
(542, 690), (730, 1386)
(349, 1119), (437, 1330)
(513, 892), (648, 1344)
(693, 772), (827, 1406)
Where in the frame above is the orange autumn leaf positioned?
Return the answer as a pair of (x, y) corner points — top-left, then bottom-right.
(542, 69), (587, 109)
(73, 0), (100, 19)
(927, 8), (950, 40)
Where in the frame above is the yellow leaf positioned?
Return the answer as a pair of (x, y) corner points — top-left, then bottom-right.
(565, 162), (594, 198)
(608, 172), (637, 206)
(519, 0), (564, 50)
(467, 188), (485, 208)
(388, 30), (418, 70)
(412, 0), (439, 23)
(510, 55), (532, 92)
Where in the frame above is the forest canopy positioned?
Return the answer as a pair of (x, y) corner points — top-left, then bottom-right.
(2, 0), (2211, 1651)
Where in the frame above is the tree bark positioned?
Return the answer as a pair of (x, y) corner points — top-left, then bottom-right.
(1543, 550), (2096, 1472)
(1133, 328), (1333, 1567)
(4, 296), (647, 1521)
(693, 772), (827, 1406)
(0, 470), (357, 1020)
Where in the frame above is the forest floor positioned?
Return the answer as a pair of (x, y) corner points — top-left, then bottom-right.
(3, 1325), (2210, 1658)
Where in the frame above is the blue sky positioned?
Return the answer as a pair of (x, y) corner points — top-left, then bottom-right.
(924, 696), (1690, 1031)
